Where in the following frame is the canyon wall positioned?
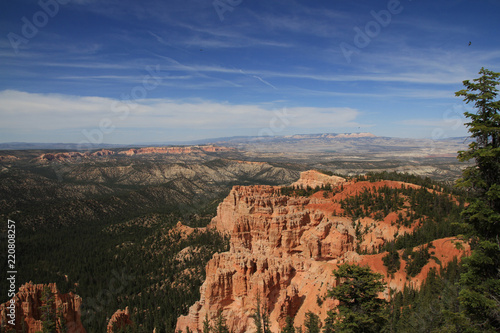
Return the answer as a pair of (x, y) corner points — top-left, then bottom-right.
(176, 171), (469, 333)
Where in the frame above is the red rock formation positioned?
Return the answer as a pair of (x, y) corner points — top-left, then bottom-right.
(0, 282), (86, 333)
(176, 172), (469, 333)
(171, 221), (206, 239)
(36, 149), (115, 161)
(91, 149), (115, 157)
(0, 155), (18, 162)
(290, 170), (345, 189)
(200, 145), (235, 153)
(119, 145), (234, 156)
(35, 145), (233, 160)
(358, 237), (470, 291)
(106, 307), (133, 333)
(37, 152), (87, 161)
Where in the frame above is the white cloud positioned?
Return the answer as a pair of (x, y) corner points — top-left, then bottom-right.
(0, 90), (361, 135)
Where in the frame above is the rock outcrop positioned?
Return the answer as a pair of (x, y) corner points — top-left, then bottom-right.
(35, 145), (233, 161)
(91, 149), (115, 157)
(119, 145), (234, 156)
(0, 282), (86, 333)
(38, 151), (87, 161)
(176, 171), (469, 333)
(171, 221), (207, 239)
(106, 307), (133, 333)
(290, 170), (345, 189)
(0, 155), (18, 162)
(37, 149), (115, 161)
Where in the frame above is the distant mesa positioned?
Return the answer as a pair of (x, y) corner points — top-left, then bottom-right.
(37, 149), (115, 161)
(118, 145), (235, 156)
(34, 145), (234, 161)
(0, 134), (376, 151)
(284, 132), (377, 139)
(333, 132), (376, 138)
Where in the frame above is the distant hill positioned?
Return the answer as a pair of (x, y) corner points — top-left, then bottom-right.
(0, 133), (468, 151)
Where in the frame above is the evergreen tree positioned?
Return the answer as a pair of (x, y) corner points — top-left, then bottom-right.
(262, 303), (271, 333)
(326, 263), (388, 333)
(214, 311), (230, 333)
(458, 241), (500, 332)
(382, 246), (400, 277)
(455, 67), (500, 238)
(203, 313), (212, 333)
(252, 295), (263, 333)
(454, 68), (500, 331)
(252, 294), (271, 333)
(281, 316), (295, 333)
(303, 312), (320, 333)
(321, 311), (335, 333)
(39, 286), (56, 333)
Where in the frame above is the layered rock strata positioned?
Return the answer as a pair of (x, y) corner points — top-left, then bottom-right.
(176, 171), (469, 333)
(119, 145), (234, 156)
(0, 282), (86, 333)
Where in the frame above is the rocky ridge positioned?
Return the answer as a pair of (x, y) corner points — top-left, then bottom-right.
(290, 170), (345, 189)
(37, 149), (115, 161)
(285, 132), (377, 139)
(176, 171), (469, 333)
(33, 145), (235, 162)
(119, 145), (234, 156)
(0, 282), (86, 333)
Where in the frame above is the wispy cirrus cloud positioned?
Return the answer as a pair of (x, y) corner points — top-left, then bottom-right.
(1, 0), (498, 142)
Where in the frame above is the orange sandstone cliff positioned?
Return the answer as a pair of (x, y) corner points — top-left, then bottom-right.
(176, 171), (469, 333)
(0, 282), (86, 333)
(290, 170), (345, 189)
(106, 307), (133, 333)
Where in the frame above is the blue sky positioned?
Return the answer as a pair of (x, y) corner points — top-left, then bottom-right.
(0, 0), (499, 144)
